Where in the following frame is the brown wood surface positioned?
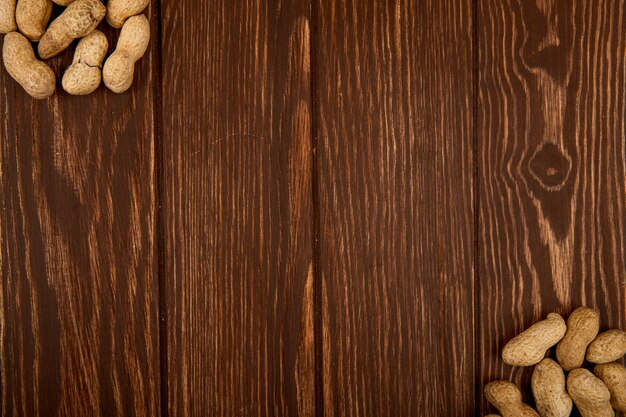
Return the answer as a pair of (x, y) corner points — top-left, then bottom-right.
(1, 0), (625, 416)
(0, 3), (160, 417)
(160, 0), (315, 415)
(478, 0), (626, 415)
(314, 0), (475, 415)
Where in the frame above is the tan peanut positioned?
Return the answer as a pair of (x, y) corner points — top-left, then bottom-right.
(587, 329), (626, 364)
(102, 14), (149, 93)
(567, 368), (614, 417)
(62, 30), (107, 95)
(51, 0), (75, 4)
(594, 362), (626, 412)
(502, 313), (566, 366)
(556, 307), (600, 371)
(15, 0), (51, 41)
(106, 0), (148, 28)
(531, 358), (572, 417)
(484, 381), (540, 417)
(38, 0), (105, 59)
(2, 31), (55, 99)
(0, 0), (17, 33)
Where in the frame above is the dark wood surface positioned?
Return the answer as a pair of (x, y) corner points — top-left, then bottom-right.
(478, 0), (626, 415)
(160, 0), (315, 415)
(314, 0), (474, 415)
(0, 0), (624, 416)
(0, 3), (160, 416)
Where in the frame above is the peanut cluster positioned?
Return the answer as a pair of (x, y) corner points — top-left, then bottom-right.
(0, 0), (149, 98)
(485, 307), (626, 417)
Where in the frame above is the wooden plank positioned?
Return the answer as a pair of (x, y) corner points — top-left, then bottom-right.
(0, 4), (160, 416)
(478, 0), (626, 413)
(314, 0), (475, 415)
(160, 0), (315, 415)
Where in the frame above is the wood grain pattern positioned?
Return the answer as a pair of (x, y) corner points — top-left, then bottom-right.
(0, 4), (160, 417)
(2, 0), (626, 415)
(314, 0), (475, 415)
(160, 0), (315, 415)
(478, 0), (626, 414)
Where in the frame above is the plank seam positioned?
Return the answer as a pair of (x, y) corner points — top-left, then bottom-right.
(310, 0), (324, 416)
(152, 0), (168, 415)
(472, 0), (481, 414)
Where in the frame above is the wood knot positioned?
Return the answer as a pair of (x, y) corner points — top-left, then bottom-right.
(528, 143), (571, 191)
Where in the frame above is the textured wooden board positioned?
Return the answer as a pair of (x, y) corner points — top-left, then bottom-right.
(0, 4), (160, 417)
(160, 0), (315, 415)
(314, 0), (475, 415)
(2, 0), (626, 415)
(478, 0), (626, 414)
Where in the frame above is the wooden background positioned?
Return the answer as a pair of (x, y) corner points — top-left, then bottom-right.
(1, 0), (624, 416)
